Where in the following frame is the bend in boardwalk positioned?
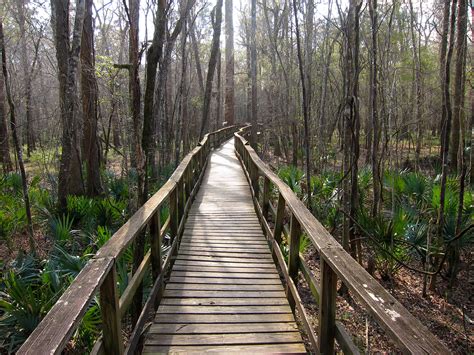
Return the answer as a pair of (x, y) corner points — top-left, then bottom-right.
(142, 140), (306, 353)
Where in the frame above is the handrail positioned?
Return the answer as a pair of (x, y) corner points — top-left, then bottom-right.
(234, 127), (449, 354)
(18, 125), (239, 355)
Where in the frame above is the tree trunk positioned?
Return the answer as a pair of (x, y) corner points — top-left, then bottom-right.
(342, 0), (362, 261)
(53, 0), (86, 208)
(250, 0), (258, 147)
(439, 0), (451, 153)
(16, 0), (36, 157)
(81, 0), (102, 196)
(224, 0), (235, 126)
(408, 0), (422, 170)
(142, 0), (166, 189)
(215, 49), (222, 129)
(0, 54), (13, 173)
(370, 0), (380, 216)
(435, 0), (457, 292)
(199, 0), (223, 139)
(292, 0), (312, 209)
(450, 0), (467, 170)
(1, 19), (35, 252)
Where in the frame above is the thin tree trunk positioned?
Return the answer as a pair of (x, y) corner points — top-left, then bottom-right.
(435, 0), (457, 291)
(16, 0), (36, 157)
(342, 0), (362, 261)
(439, 0), (451, 154)
(370, 0), (380, 216)
(0, 54), (13, 173)
(224, 0), (234, 126)
(250, 0), (258, 148)
(451, 0), (467, 170)
(199, 0), (223, 139)
(408, 0), (422, 169)
(127, 0), (145, 328)
(1, 19), (35, 252)
(292, 0), (311, 209)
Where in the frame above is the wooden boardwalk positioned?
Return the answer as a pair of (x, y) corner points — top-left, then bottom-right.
(142, 140), (306, 353)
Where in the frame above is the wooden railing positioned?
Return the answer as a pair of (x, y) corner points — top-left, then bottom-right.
(234, 128), (449, 354)
(18, 126), (238, 355)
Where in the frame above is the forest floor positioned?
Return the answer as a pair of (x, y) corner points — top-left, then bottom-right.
(297, 246), (473, 353)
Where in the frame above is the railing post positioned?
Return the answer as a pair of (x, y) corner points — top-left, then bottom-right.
(250, 162), (259, 199)
(318, 258), (337, 354)
(177, 178), (185, 224)
(150, 211), (162, 280)
(262, 177), (270, 219)
(273, 193), (285, 244)
(287, 213), (301, 312)
(100, 263), (123, 355)
(185, 165), (192, 200)
(169, 187), (178, 250)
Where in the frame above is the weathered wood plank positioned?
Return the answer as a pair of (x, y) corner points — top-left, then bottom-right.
(157, 305), (292, 314)
(166, 283), (284, 291)
(148, 322), (300, 334)
(170, 271), (280, 279)
(142, 343), (306, 353)
(163, 290), (287, 298)
(153, 313), (297, 323)
(145, 332), (303, 345)
(159, 298), (289, 306)
(168, 277), (281, 285)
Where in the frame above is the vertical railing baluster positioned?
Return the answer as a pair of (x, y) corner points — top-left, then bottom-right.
(287, 213), (301, 312)
(149, 211), (162, 309)
(273, 193), (285, 244)
(318, 258), (337, 354)
(150, 211), (162, 280)
(177, 178), (184, 224)
(169, 187), (178, 254)
(250, 162), (259, 199)
(262, 177), (270, 219)
(100, 263), (123, 354)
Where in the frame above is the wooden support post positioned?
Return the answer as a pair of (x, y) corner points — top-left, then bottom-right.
(149, 212), (162, 280)
(177, 179), (184, 223)
(100, 263), (123, 355)
(287, 213), (301, 312)
(185, 166), (192, 199)
(169, 187), (178, 248)
(273, 193), (285, 244)
(251, 163), (259, 199)
(318, 258), (337, 354)
(262, 177), (270, 219)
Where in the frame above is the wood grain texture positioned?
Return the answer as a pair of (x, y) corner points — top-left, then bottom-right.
(143, 140), (305, 354)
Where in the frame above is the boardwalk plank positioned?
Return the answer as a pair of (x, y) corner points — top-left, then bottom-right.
(142, 140), (304, 354)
